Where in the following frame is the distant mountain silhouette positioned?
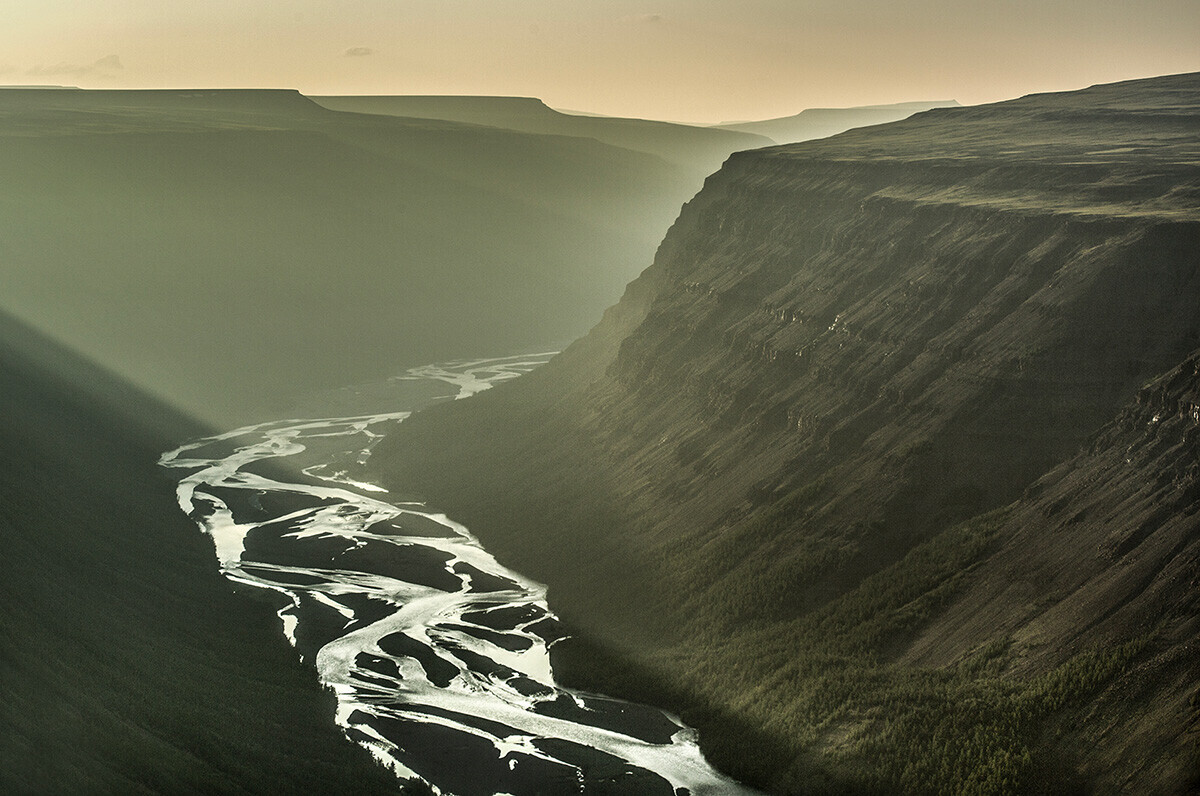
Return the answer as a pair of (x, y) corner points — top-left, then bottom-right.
(715, 99), (960, 143)
(312, 94), (772, 169)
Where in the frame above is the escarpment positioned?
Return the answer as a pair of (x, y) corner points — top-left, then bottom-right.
(376, 73), (1200, 793)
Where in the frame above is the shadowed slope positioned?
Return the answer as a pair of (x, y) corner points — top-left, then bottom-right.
(0, 313), (401, 794)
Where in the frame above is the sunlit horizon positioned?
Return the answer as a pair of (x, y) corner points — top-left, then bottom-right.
(5, 0), (1197, 124)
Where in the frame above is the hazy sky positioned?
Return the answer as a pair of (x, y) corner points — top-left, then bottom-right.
(4, 0), (1197, 122)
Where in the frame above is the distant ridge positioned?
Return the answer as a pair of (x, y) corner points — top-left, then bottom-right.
(312, 94), (773, 168)
(319, 94), (558, 119)
(716, 99), (960, 143)
(0, 86), (328, 119)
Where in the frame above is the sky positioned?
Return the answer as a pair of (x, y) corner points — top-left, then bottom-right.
(3, 0), (1198, 123)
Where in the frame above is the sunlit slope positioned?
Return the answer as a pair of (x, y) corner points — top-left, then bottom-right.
(0, 88), (696, 427)
(375, 72), (1200, 793)
(715, 100), (959, 143)
(311, 94), (773, 171)
(0, 312), (400, 795)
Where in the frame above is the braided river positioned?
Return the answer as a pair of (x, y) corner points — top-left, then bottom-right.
(160, 354), (752, 795)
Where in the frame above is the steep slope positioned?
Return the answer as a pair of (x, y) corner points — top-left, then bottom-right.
(715, 100), (959, 143)
(310, 94), (772, 172)
(0, 313), (402, 795)
(0, 88), (701, 427)
(896, 349), (1200, 792)
(375, 72), (1200, 792)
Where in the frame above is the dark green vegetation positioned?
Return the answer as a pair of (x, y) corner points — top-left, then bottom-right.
(713, 100), (960, 144)
(0, 88), (761, 427)
(0, 311), (400, 794)
(376, 73), (1200, 793)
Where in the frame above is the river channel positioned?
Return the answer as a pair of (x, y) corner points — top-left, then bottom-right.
(160, 354), (752, 795)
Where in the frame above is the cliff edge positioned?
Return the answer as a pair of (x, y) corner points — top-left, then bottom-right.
(376, 73), (1200, 793)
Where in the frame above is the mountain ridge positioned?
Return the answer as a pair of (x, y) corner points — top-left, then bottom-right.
(311, 93), (774, 168)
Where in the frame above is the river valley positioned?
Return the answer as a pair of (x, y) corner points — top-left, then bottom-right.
(159, 354), (751, 795)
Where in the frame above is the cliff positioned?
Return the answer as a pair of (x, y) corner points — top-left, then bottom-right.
(376, 73), (1200, 793)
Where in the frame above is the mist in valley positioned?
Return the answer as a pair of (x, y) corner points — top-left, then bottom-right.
(2, 3), (1198, 795)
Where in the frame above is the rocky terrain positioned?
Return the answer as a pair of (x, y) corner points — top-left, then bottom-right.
(376, 73), (1200, 793)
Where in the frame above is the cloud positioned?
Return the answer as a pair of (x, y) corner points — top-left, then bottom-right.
(343, 46), (375, 57)
(27, 54), (122, 77)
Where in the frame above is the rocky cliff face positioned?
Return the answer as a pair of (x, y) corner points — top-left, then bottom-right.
(376, 73), (1200, 793)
